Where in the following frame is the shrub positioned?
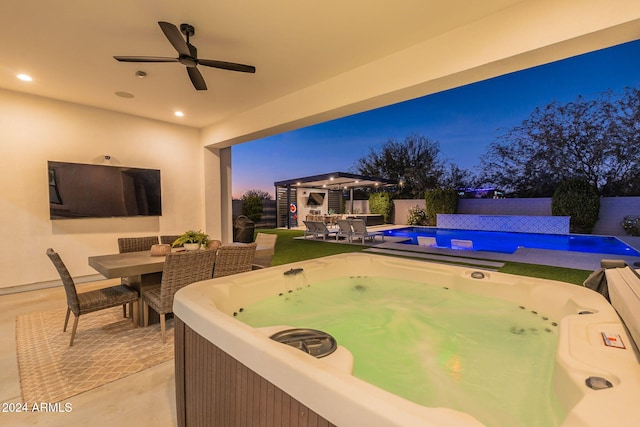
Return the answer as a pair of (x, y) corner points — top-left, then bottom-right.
(621, 215), (640, 236)
(407, 205), (429, 226)
(369, 192), (393, 223)
(551, 179), (600, 233)
(425, 188), (458, 226)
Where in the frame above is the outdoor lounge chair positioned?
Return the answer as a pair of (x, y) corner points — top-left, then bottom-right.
(313, 221), (338, 240)
(303, 220), (317, 239)
(253, 233), (278, 268)
(350, 219), (385, 244)
(336, 219), (353, 243)
(451, 239), (474, 250)
(417, 236), (437, 247)
(303, 220), (337, 240)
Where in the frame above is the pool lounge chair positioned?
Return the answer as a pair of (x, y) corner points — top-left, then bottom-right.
(417, 236), (437, 247)
(451, 239), (474, 250)
(303, 220), (316, 239)
(313, 221), (338, 240)
(336, 219), (353, 243)
(350, 219), (385, 244)
(303, 220), (337, 240)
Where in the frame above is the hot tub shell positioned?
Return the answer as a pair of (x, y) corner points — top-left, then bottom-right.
(173, 253), (640, 426)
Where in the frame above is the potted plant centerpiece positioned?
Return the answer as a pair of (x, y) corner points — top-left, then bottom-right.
(173, 230), (209, 251)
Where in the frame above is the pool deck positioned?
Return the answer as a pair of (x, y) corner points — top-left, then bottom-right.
(294, 225), (640, 271)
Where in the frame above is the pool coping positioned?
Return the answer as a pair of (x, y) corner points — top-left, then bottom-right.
(295, 225), (640, 271)
(372, 240), (640, 271)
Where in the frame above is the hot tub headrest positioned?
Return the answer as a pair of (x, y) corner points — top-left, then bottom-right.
(606, 265), (640, 350)
(583, 260), (631, 302)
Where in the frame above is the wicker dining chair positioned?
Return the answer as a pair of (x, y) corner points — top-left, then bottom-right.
(116, 235), (161, 316)
(160, 235), (182, 247)
(46, 248), (139, 346)
(117, 236), (160, 253)
(253, 233), (278, 268)
(213, 243), (257, 278)
(142, 249), (217, 342)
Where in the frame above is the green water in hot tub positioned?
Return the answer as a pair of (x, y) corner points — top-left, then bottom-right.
(236, 275), (566, 427)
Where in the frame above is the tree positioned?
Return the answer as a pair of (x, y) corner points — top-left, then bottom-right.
(601, 87), (640, 195)
(354, 133), (446, 199)
(479, 88), (640, 197)
(241, 189), (272, 200)
(441, 163), (475, 189)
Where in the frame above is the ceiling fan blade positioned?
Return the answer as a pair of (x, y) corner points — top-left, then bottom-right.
(198, 59), (256, 73)
(187, 67), (207, 90)
(114, 56), (178, 63)
(158, 21), (190, 57)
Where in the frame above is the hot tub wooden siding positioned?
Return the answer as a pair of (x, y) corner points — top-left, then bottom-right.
(175, 317), (338, 427)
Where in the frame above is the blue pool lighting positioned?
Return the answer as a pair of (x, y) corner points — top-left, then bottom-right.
(383, 227), (640, 256)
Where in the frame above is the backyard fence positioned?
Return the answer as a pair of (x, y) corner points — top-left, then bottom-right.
(232, 200), (277, 229)
(393, 197), (640, 236)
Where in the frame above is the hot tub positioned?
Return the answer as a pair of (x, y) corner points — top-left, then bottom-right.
(173, 253), (640, 427)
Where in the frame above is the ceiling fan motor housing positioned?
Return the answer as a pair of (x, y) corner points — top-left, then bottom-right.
(113, 21), (255, 90)
(180, 23), (195, 38)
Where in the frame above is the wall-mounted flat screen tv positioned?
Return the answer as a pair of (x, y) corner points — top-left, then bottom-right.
(48, 161), (162, 219)
(306, 192), (325, 206)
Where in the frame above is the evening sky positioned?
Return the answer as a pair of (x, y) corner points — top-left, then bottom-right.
(232, 39), (640, 198)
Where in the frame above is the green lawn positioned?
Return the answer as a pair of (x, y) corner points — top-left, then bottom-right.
(256, 229), (592, 285)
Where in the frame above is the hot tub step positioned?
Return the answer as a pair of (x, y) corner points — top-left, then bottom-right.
(363, 248), (505, 270)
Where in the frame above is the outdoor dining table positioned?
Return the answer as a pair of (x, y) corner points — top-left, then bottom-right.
(88, 250), (168, 326)
(88, 244), (268, 325)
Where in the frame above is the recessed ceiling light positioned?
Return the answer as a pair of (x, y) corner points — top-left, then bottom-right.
(17, 74), (32, 82)
(174, 111), (184, 117)
(115, 91), (135, 98)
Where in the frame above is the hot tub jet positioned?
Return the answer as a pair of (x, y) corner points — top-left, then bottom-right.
(284, 268), (304, 276)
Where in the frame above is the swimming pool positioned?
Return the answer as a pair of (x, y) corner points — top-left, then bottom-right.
(384, 227), (640, 256)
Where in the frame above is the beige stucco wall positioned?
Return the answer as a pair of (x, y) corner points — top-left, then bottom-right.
(0, 89), (210, 289)
(4, 1), (640, 289)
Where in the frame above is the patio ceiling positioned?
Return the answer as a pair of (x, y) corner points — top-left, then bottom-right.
(3, 1), (638, 135)
(274, 172), (397, 191)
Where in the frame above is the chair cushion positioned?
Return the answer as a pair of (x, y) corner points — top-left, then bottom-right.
(143, 287), (166, 314)
(77, 285), (138, 315)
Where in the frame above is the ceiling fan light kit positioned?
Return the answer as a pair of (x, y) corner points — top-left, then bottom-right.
(114, 21), (255, 91)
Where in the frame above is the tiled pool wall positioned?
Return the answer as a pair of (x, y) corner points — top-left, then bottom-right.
(437, 214), (570, 234)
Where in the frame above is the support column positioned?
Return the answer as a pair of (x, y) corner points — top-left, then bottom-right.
(204, 147), (233, 243)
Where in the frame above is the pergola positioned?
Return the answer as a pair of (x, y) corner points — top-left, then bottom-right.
(274, 172), (397, 228)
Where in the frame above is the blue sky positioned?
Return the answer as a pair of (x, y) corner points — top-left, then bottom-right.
(232, 39), (640, 198)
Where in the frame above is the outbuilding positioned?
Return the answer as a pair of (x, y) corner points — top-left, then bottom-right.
(274, 172), (397, 228)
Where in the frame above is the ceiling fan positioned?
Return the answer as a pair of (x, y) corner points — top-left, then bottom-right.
(114, 21), (255, 91)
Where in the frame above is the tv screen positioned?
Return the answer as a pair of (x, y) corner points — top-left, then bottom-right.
(48, 161), (162, 219)
(307, 192), (325, 206)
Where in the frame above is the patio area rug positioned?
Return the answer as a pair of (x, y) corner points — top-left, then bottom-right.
(15, 306), (174, 404)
